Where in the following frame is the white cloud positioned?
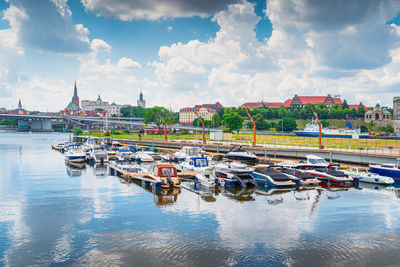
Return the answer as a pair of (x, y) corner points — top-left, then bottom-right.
(147, 0), (400, 109)
(81, 0), (239, 20)
(117, 57), (141, 70)
(90, 38), (111, 53)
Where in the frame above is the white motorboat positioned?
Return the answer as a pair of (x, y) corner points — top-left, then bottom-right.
(195, 169), (217, 188)
(173, 146), (206, 161)
(110, 161), (147, 173)
(180, 156), (210, 172)
(278, 155), (338, 170)
(343, 169), (394, 185)
(224, 145), (258, 164)
(64, 145), (86, 163)
(115, 148), (132, 162)
(88, 149), (109, 163)
(304, 168), (354, 185)
(135, 151), (155, 163)
(369, 158), (400, 180)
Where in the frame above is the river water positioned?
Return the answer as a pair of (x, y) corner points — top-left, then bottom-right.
(1, 131), (400, 266)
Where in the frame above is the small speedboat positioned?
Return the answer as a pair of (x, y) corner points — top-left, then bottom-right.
(279, 155), (339, 170)
(135, 151), (155, 163)
(215, 160), (253, 171)
(174, 146), (206, 161)
(279, 168), (321, 186)
(88, 149), (109, 164)
(180, 156), (210, 172)
(224, 145), (258, 164)
(369, 159), (400, 179)
(195, 169), (218, 188)
(250, 167), (296, 187)
(160, 153), (175, 162)
(214, 168), (257, 188)
(304, 168), (354, 185)
(115, 147), (132, 162)
(110, 161), (147, 174)
(342, 169), (394, 185)
(64, 145), (86, 163)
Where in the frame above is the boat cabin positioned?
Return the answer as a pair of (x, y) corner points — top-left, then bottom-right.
(182, 146), (203, 156)
(188, 157), (209, 168)
(306, 155), (329, 166)
(153, 164), (178, 177)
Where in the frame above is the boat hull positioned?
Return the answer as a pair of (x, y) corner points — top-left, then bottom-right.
(225, 155), (257, 164)
(65, 156), (86, 163)
(250, 172), (295, 188)
(294, 132), (366, 139)
(369, 166), (400, 179)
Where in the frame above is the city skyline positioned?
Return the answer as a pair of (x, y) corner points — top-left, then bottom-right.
(1, 0), (400, 111)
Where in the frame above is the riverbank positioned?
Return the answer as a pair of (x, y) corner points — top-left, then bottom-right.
(84, 131), (400, 151)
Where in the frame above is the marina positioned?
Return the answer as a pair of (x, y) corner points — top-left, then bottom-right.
(2, 130), (400, 266)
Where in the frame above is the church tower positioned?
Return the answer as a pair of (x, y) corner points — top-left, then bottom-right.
(18, 99), (22, 110)
(72, 81), (80, 107)
(137, 91), (145, 108)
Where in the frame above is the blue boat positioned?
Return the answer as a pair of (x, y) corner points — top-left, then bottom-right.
(250, 167), (296, 188)
(369, 159), (400, 179)
(214, 169), (256, 188)
(294, 121), (369, 139)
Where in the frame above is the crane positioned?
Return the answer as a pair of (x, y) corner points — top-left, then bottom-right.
(310, 107), (324, 149)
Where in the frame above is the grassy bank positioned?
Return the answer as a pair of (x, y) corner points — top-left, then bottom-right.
(85, 131), (399, 150)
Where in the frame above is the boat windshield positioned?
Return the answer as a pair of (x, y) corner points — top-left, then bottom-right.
(194, 158), (208, 167)
(160, 167), (175, 177)
(309, 158), (328, 164)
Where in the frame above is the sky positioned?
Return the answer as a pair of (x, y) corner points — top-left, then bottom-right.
(0, 0), (400, 112)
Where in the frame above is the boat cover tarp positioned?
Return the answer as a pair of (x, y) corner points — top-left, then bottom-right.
(280, 168), (313, 179)
(254, 168), (291, 182)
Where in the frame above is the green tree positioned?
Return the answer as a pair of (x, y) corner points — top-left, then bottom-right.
(320, 120), (329, 128)
(218, 108), (225, 118)
(253, 114), (271, 130)
(385, 124), (394, 133)
(222, 112), (244, 133)
(143, 107), (172, 133)
(276, 117), (297, 132)
(342, 99), (349, 109)
(357, 106), (366, 118)
(73, 126), (83, 136)
(212, 113), (221, 127)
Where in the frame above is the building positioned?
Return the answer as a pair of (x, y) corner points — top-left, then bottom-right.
(137, 91), (146, 108)
(364, 103), (392, 127)
(179, 102), (223, 125)
(63, 82), (81, 115)
(394, 97), (400, 120)
(289, 94), (342, 109)
(81, 95), (125, 116)
(72, 81), (79, 108)
(242, 94), (355, 110)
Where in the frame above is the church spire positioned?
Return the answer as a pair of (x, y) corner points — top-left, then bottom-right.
(18, 99), (22, 109)
(73, 81), (78, 99)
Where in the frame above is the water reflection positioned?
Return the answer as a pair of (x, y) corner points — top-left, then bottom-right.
(2, 131), (400, 266)
(65, 162), (86, 177)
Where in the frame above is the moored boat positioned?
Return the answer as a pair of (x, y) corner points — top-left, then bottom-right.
(343, 169), (394, 185)
(224, 145), (258, 164)
(214, 168), (257, 188)
(279, 168), (321, 186)
(250, 167), (296, 188)
(88, 149), (109, 164)
(180, 156), (210, 172)
(195, 169), (218, 188)
(64, 145), (86, 163)
(173, 146), (206, 161)
(369, 159), (400, 179)
(304, 168), (354, 185)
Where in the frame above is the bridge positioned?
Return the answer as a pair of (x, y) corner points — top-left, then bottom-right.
(0, 114), (217, 132)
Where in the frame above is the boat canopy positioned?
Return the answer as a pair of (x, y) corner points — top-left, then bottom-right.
(190, 157), (208, 167)
(117, 149), (130, 153)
